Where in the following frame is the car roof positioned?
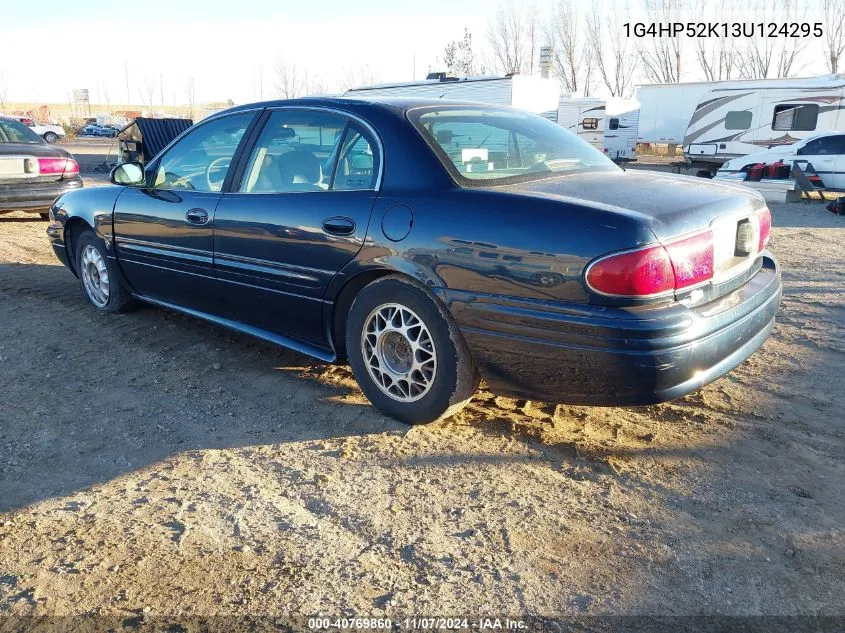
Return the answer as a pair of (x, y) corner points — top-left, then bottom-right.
(209, 96), (508, 120)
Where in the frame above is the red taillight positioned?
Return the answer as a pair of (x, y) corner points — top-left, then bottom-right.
(758, 208), (771, 251)
(586, 229), (714, 298)
(665, 229), (714, 290)
(586, 244), (675, 297)
(37, 157), (78, 176)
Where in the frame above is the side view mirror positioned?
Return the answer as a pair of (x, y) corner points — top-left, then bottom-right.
(110, 161), (145, 186)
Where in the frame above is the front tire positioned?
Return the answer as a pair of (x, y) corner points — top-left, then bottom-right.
(43, 132), (58, 144)
(74, 230), (135, 313)
(346, 276), (479, 425)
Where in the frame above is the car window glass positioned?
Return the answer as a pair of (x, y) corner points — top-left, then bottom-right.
(332, 124), (379, 190)
(153, 113), (252, 192)
(725, 111), (752, 130)
(608, 118), (619, 130)
(0, 119), (43, 144)
(798, 137), (842, 156)
(411, 106), (617, 184)
(772, 104), (818, 131)
(240, 110), (346, 193)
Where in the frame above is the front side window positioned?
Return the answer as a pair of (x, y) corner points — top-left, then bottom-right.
(153, 113), (253, 192)
(0, 119), (43, 144)
(410, 106), (618, 185)
(772, 104), (819, 131)
(240, 110), (379, 193)
(725, 110), (752, 130)
(797, 135), (845, 156)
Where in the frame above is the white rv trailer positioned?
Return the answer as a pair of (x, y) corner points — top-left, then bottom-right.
(637, 81), (724, 144)
(556, 97), (605, 150)
(557, 97), (639, 162)
(683, 74), (845, 169)
(344, 74), (560, 114)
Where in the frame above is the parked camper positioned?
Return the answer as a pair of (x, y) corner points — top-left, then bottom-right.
(558, 98), (639, 162)
(603, 100), (639, 162)
(637, 81), (719, 145)
(684, 74), (845, 173)
(557, 98), (605, 150)
(344, 73), (560, 114)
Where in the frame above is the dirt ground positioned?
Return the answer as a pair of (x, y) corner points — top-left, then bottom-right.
(1, 166), (843, 628)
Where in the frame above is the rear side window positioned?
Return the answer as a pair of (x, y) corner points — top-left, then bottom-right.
(725, 111), (752, 130)
(239, 110), (379, 193)
(772, 104), (819, 131)
(582, 118), (599, 130)
(608, 118), (619, 130)
(0, 119), (43, 144)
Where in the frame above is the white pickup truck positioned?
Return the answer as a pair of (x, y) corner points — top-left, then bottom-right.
(6, 115), (66, 144)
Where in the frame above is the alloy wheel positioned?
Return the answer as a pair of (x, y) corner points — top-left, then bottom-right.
(361, 303), (437, 402)
(80, 245), (109, 307)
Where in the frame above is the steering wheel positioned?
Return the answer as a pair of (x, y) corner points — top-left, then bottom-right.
(206, 157), (231, 191)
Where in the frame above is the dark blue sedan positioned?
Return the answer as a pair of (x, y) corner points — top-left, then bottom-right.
(46, 98), (781, 424)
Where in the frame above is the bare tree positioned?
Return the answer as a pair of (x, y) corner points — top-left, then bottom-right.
(306, 75), (330, 96)
(185, 78), (196, 121)
(546, 0), (585, 94)
(0, 72), (7, 113)
(339, 65), (379, 92)
(587, 0), (637, 97)
(735, 0), (808, 78)
(637, 0), (685, 83)
(444, 28), (479, 76)
(692, 0), (736, 81)
(140, 75), (156, 109)
(823, 0), (845, 73)
(275, 62), (304, 99)
(487, 4), (530, 74)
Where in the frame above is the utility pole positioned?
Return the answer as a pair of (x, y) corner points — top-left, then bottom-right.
(124, 61), (131, 105)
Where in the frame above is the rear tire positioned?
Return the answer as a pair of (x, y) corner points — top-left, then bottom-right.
(74, 230), (135, 313)
(43, 132), (58, 144)
(346, 276), (479, 425)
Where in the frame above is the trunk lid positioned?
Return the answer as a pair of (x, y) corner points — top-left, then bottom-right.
(489, 169), (770, 301)
(0, 143), (74, 185)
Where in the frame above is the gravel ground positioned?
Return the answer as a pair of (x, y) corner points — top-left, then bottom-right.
(0, 174), (843, 629)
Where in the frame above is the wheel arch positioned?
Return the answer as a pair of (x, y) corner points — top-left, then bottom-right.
(328, 261), (449, 361)
(63, 217), (93, 277)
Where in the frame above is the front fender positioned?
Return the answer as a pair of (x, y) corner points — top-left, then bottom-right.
(49, 185), (124, 276)
(54, 185), (123, 242)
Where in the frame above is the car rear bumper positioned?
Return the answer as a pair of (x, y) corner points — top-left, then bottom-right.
(441, 253), (782, 406)
(0, 177), (83, 213)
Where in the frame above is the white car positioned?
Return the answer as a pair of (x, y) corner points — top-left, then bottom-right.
(715, 131), (845, 190)
(7, 116), (66, 144)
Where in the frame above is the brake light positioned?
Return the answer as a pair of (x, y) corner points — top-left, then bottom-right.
(665, 229), (714, 289)
(758, 208), (771, 251)
(37, 157), (78, 176)
(586, 229), (714, 298)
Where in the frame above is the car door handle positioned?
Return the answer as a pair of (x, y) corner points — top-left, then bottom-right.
(322, 217), (355, 236)
(185, 208), (209, 225)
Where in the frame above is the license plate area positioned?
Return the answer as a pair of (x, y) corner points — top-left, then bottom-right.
(711, 212), (761, 284)
(0, 157), (27, 177)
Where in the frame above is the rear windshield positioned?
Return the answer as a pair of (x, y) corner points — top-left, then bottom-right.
(0, 119), (44, 144)
(408, 106), (619, 185)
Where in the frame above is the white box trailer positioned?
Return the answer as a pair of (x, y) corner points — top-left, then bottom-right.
(344, 74), (560, 114)
(636, 81), (722, 145)
(558, 97), (640, 162)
